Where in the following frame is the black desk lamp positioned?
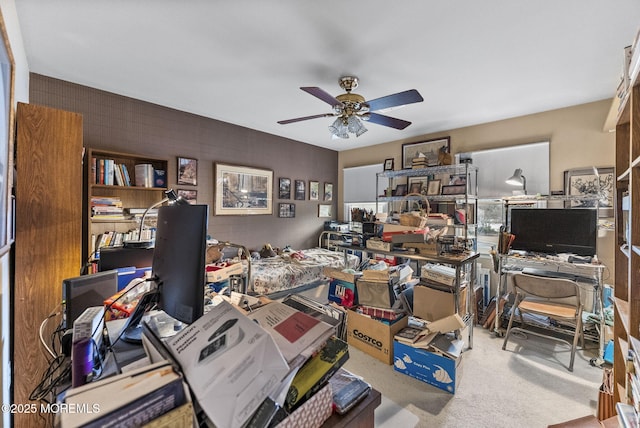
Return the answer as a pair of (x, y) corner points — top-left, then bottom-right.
(124, 189), (189, 249)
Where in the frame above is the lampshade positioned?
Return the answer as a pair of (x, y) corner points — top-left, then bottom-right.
(328, 115), (367, 139)
(506, 169), (527, 194)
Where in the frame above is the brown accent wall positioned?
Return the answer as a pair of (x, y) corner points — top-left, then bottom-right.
(29, 73), (338, 251)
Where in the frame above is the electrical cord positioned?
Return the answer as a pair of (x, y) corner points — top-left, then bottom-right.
(38, 304), (62, 361)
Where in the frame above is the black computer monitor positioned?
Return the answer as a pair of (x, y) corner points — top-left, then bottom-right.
(63, 270), (118, 329)
(120, 204), (208, 342)
(153, 204), (208, 324)
(98, 247), (154, 271)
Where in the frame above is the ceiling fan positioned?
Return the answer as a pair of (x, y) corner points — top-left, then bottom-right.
(277, 76), (424, 139)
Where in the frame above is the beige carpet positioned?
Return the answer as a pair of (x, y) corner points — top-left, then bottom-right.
(294, 283), (603, 427)
(343, 327), (603, 428)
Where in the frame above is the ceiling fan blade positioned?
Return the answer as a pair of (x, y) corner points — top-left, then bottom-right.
(366, 112), (412, 130)
(277, 113), (334, 125)
(301, 87), (342, 106)
(366, 89), (424, 112)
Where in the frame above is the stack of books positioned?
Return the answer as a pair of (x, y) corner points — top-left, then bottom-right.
(90, 196), (124, 220)
(412, 157), (429, 169)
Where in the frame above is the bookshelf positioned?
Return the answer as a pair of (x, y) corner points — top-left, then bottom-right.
(612, 49), (640, 404)
(83, 148), (168, 266)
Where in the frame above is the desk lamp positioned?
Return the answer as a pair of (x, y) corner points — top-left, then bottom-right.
(124, 189), (189, 249)
(506, 169), (527, 195)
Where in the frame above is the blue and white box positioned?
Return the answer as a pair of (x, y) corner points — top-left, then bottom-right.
(393, 341), (462, 394)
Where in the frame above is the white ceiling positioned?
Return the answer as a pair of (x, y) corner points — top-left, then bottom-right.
(14, 1), (640, 151)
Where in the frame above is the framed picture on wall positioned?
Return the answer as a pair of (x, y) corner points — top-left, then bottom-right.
(384, 158), (394, 171)
(279, 177), (291, 199)
(214, 163), (273, 215)
(177, 189), (197, 204)
(401, 137), (450, 169)
(278, 203), (295, 218)
(309, 180), (319, 200)
(318, 204), (332, 218)
(294, 180), (305, 200)
(324, 183), (333, 201)
(177, 156), (198, 185)
(564, 166), (615, 217)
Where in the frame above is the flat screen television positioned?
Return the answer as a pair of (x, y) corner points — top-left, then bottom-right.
(509, 208), (597, 256)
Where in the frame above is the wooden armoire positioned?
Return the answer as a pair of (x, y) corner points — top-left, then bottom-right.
(13, 102), (83, 427)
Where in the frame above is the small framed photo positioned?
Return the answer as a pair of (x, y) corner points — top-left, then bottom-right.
(324, 183), (333, 201)
(408, 181), (422, 194)
(294, 180), (305, 200)
(441, 184), (466, 195)
(426, 179), (441, 196)
(309, 180), (319, 201)
(279, 177), (291, 199)
(177, 157), (197, 186)
(383, 158), (394, 171)
(408, 176), (429, 195)
(393, 184), (407, 196)
(177, 189), (197, 204)
(318, 204), (333, 218)
(278, 203), (295, 218)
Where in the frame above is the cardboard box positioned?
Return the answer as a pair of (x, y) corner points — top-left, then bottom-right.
(324, 267), (360, 307)
(413, 285), (467, 322)
(346, 309), (408, 364)
(366, 239), (393, 252)
(393, 340), (462, 394)
(403, 241), (438, 255)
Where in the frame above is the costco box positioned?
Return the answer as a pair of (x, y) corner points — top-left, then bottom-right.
(393, 340), (462, 394)
(324, 267), (360, 307)
(346, 309), (407, 364)
(414, 285), (467, 321)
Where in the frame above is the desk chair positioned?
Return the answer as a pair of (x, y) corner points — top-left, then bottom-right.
(502, 273), (583, 371)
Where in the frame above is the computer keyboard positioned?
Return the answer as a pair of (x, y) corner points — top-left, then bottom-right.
(521, 268), (595, 284)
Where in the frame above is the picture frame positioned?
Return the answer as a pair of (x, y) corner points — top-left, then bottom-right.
(383, 158), (394, 171)
(294, 179), (305, 200)
(401, 137), (451, 169)
(426, 179), (441, 196)
(318, 204), (333, 218)
(408, 181), (423, 194)
(324, 182), (333, 201)
(279, 177), (291, 199)
(441, 184), (466, 195)
(564, 166), (615, 217)
(309, 180), (319, 200)
(214, 163), (273, 215)
(177, 189), (197, 205)
(408, 176), (430, 195)
(394, 184), (407, 196)
(177, 156), (198, 186)
(278, 203), (295, 218)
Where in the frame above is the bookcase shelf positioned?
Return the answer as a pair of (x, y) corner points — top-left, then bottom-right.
(83, 148), (169, 266)
(612, 55), (640, 404)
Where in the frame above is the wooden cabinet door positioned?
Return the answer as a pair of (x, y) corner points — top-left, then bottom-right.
(13, 102), (82, 427)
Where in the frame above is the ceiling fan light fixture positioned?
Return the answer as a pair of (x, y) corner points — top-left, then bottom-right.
(347, 115), (367, 137)
(329, 117), (349, 139)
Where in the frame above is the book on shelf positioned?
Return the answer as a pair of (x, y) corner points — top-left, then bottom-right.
(616, 402), (639, 428)
(60, 361), (190, 428)
(135, 163), (155, 187)
(246, 300), (336, 365)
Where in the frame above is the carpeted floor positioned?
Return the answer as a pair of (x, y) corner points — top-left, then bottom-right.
(343, 327), (603, 428)
(295, 283), (605, 428)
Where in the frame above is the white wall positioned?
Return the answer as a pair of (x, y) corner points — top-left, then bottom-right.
(0, 0), (29, 424)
